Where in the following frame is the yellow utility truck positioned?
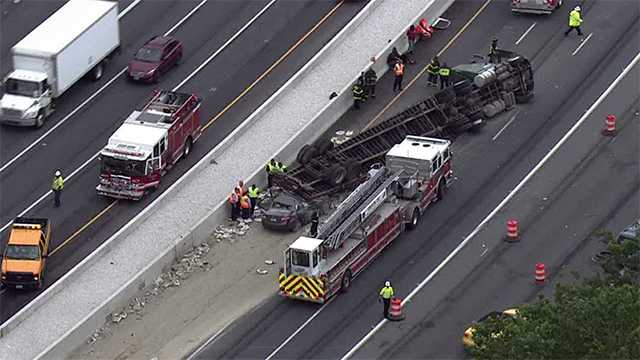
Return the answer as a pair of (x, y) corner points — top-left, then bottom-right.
(1, 217), (51, 289)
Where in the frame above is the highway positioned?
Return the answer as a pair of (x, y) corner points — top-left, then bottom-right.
(0, 0), (368, 323)
(188, 0), (639, 359)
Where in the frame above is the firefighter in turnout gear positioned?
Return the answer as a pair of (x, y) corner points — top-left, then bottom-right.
(52, 170), (64, 207)
(352, 83), (366, 110)
(364, 68), (378, 98)
(379, 281), (394, 319)
(426, 56), (440, 87)
(488, 37), (499, 63)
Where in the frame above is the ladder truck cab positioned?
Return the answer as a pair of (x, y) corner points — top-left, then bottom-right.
(96, 90), (202, 200)
(278, 136), (452, 303)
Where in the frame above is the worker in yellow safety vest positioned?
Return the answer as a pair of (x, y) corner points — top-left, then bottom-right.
(564, 6), (583, 37)
(438, 63), (451, 90)
(265, 159), (278, 187)
(52, 170), (64, 207)
(247, 184), (260, 216)
(379, 281), (394, 319)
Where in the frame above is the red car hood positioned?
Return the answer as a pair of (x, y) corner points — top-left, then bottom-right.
(128, 60), (159, 74)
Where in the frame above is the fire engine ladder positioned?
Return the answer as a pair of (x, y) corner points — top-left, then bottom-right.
(316, 166), (387, 242)
(324, 169), (402, 250)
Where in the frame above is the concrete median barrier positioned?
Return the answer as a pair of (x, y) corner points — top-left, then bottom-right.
(0, 0), (454, 359)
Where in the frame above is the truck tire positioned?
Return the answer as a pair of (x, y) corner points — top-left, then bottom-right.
(34, 111), (45, 128)
(436, 178), (447, 201)
(91, 62), (104, 81)
(183, 137), (192, 158)
(341, 269), (352, 293)
(296, 145), (316, 165)
(313, 138), (334, 156)
(324, 165), (347, 185)
(406, 208), (420, 231)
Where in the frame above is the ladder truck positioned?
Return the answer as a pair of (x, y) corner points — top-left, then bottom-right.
(278, 135), (452, 303)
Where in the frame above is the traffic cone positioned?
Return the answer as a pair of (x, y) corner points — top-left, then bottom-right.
(535, 263), (547, 284)
(602, 114), (617, 136)
(505, 219), (519, 242)
(387, 298), (405, 321)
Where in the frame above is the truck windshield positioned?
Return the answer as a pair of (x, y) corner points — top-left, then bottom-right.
(4, 244), (39, 260)
(135, 47), (162, 63)
(291, 249), (310, 267)
(4, 78), (40, 97)
(101, 156), (146, 177)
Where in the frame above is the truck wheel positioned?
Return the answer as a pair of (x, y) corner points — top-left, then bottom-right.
(296, 145), (316, 165)
(341, 270), (352, 293)
(556, 0), (563, 9)
(34, 111), (45, 128)
(313, 138), (334, 156)
(183, 137), (192, 158)
(176, 52), (183, 65)
(325, 165), (347, 185)
(406, 208), (420, 231)
(92, 63), (104, 81)
(436, 178), (447, 201)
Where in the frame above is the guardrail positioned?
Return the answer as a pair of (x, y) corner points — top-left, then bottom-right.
(0, 0), (454, 358)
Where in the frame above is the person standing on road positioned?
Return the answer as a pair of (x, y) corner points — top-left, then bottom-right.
(393, 60), (405, 92)
(240, 193), (251, 220)
(406, 25), (419, 64)
(265, 159), (278, 187)
(52, 170), (64, 207)
(488, 37), (499, 63)
(228, 192), (239, 221)
(438, 63), (451, 89)
(352, 82), (366, 110)
(387, 47), (402, 71)
(247, 184), (260, 216)
(309, 211), (319, 237)
(426, 56), (440, 87)
(235, 180), (247, 197)
(364, 68), (378, 98)
(564, 6), (583, 37)
(379, 281), (394, 319)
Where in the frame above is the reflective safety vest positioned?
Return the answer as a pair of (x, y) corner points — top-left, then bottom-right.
(266, 162), (277, 174)
(439, 67), (451, 77)
(52, 176), (64, 191)
(352, 85), (365, 100)
(248, 186), (260, 199)
(394, 63), (404, 76)
(278, 163), (288, 173)
(569, 10), (582, 27)
(240, 195), (250, 209)
(379, 286), (394, 299)
(228, 192), (238, 204)
(426, 62), (439, 75)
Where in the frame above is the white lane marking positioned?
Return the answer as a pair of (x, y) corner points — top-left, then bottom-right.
(265, 298), (335, 360)
(118, 0), (143, 19)
(515, 22), (536, 45)
(0, 0), (209, 176)
(340, 51), (640, 360)
(0, 0), (277, 234)
(173, 0), (278, 90)
(492, 110), (519, 141)
(572, 32), (593, 56)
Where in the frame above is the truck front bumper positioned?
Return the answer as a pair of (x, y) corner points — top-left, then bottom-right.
(0, 114), (37, 126)
(96, 184), (144, 201)
(1, 278), (39, 289)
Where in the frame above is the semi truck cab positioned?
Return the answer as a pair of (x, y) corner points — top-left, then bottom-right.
(0, 70), (53, 126)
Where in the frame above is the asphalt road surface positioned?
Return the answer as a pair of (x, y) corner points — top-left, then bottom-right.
(188, 1), (639, 359)
(0, 0), (368, 323)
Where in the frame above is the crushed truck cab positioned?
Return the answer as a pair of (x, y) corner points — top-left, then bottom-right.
(1, 217), (51, 289)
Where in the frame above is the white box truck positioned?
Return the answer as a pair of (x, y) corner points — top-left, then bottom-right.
(0, 0), (120, 128)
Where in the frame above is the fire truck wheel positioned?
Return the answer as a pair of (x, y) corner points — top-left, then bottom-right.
(341, 270), (352, 292)
(183, 137), (192, 158)
(407, 208), (420, 231)
(437, 179), (447, 201)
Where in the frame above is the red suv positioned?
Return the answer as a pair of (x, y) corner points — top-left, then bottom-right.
(128, 36), (183, 83)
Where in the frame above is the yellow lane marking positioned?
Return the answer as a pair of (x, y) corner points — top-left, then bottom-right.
(49, 200), (118, 256)
(365, 0), (493, 130)
(46, 2), (347, 256)
(202, 0), (345, 131)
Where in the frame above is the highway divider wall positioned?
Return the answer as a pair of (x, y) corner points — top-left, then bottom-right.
(0, 1), (453, 359)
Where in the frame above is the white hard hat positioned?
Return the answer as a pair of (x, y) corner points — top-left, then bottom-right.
(385, 281), (391, 287)
(574, 5), (581, 11)
(54, 170), (61, 176)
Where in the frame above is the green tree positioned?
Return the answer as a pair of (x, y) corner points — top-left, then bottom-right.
(471, 234), (640, 360)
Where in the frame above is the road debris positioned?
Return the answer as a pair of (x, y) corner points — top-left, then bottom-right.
(264, 260), (275, 265)
(256, 268), (268, 275)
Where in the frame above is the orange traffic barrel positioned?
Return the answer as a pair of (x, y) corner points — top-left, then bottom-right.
(506, 219), (519, 242)
(535, 263), (547, 284)
(387, 298), (406, 321)
(602, 114), (617, 136)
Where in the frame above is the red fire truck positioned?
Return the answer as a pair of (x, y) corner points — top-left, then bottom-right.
(278, 135), (453, 303)
(96, 90), (202, 200)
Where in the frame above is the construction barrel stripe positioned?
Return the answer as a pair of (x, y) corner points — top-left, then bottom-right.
(278, 273), (324, 300)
